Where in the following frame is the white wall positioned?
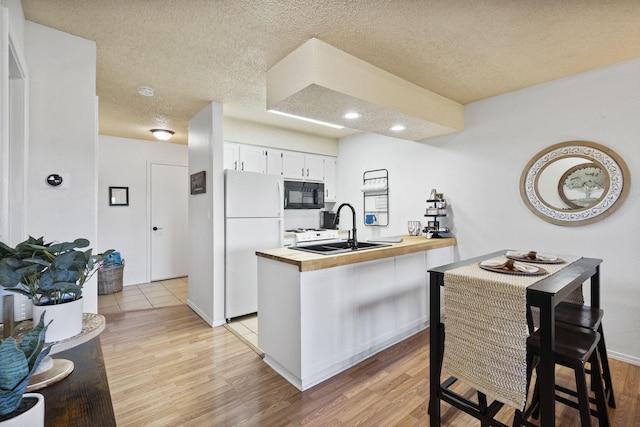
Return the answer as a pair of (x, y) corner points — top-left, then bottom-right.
(2, 0), (25, 50)
(98, 135), (188, 285)
(337, 59), (640, 363)
(24, 22), (100, 313)
(225, 117), (338, 156)
(188, 102), (225, 327)
(1, 0), (28, 246)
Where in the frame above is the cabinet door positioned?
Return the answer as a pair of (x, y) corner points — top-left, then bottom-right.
(224, 142), (239, 170)
(239, 145), (266, 173)
(304, 154), (324, 182)
(323, 156), (337, 201)
(282, 151), (305, 180)
(265, 149), (283, 176)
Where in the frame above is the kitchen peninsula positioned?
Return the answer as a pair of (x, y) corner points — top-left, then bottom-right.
(256, 236), (456, 390)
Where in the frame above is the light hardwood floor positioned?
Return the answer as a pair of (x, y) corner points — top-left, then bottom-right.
(100, 305), (640, 426)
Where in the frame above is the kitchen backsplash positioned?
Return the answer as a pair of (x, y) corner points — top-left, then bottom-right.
(284, 209), (322, 230)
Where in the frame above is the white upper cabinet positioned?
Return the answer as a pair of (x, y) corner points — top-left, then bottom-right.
(224, 142), (267, 173)
(238, 145), (266, 173)
(282, 151), (306, 180)
(265, 149), (283, 176)
(225, 143), (336, 196)
(224, 142), (240, 170)
(304, 154), (324, 182)
(323, 156), (337, 202)
(282, 151), (324, 181)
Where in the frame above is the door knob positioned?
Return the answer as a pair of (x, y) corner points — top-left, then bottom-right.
(153, 226), (162, 231)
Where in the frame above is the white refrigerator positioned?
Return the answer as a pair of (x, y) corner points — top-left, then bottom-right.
(225, 170), (284, 319)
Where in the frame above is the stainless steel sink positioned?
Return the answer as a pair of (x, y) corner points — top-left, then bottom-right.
(291, 241), (390, 255)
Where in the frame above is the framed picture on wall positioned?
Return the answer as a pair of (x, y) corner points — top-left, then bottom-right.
(190, 171), (206, 195)
(109, 186), (129, 206)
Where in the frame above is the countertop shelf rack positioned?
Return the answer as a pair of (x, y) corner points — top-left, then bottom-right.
(362, 169), (388, 226)
(424, 197), (447, 238)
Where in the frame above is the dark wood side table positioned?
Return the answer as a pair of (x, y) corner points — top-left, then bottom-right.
(39, 337), (116, 427)
(428, 250), (602, 427)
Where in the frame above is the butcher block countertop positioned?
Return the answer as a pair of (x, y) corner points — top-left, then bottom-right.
(256, 235), (457, 272)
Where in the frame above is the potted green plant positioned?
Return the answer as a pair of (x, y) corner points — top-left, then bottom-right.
(0, 315), (50, 426)
(0, 237), (113, 342)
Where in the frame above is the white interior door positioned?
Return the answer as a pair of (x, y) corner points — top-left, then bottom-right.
(151, 163), (188, 281)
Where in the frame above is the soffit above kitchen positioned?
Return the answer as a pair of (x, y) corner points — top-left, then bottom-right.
(267, 38), (463, 141)
(20, 1), (640, 145)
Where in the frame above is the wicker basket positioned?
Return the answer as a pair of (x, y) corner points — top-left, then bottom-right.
(98, 264), (124, 295)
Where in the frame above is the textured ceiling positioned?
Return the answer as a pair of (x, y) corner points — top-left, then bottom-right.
(21, 0), (640, 145)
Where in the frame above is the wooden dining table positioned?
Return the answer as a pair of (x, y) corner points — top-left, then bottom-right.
(428, 249), (602, 426)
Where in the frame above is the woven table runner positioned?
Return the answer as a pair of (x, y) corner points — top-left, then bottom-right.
(443, 254), (581, 410)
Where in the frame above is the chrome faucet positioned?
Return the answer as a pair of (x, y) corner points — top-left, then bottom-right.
(334, 203), (357, 249)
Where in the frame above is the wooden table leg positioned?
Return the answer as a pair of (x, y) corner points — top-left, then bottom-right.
(537, 297), (556, 426)
(591, 265), (600, 308)
(429, 271), (442, 426)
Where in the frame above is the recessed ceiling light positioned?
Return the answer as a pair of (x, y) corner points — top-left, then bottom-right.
(390, 125), (406, 132)
(150, 129), (174, 141)
(137, 86), (155, 97)
(268, 109), (344, 129)
(343, 112), (361, 120)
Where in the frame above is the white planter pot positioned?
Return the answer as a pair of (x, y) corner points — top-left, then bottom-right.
(32, 297), (83, 343)
(0, 393), (44, 427)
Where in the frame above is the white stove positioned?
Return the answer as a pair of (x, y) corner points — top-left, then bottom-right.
(285, 228), (340, 246)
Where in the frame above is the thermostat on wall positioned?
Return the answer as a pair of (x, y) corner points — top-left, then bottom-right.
(46, 174), (64, 187)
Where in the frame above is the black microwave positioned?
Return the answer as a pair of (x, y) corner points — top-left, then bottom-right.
(284, 181), (324, 209)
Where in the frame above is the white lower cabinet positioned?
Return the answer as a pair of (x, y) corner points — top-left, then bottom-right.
(258, 246), (453, 390)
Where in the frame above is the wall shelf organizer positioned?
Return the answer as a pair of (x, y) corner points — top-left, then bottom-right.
(362, 169), (388, 226)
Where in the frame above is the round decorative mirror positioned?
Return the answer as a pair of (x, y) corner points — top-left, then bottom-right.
(520, 141), (630, 226)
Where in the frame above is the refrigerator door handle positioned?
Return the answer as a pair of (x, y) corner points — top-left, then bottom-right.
(278, 180), (284, 216)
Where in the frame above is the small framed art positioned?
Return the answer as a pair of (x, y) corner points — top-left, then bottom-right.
(190, 171), (206, 195)
(109, 186), (129, 206)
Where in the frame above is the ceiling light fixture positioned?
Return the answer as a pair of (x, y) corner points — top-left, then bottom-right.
(150, 129), (175, 141)
(268, 109), (344, 129)
(390, 125), (406, 132)
(137, 86), (155, 97)
(343, 112), (361, 120)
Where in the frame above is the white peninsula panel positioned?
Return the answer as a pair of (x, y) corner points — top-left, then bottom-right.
(258, 244), (453, 390)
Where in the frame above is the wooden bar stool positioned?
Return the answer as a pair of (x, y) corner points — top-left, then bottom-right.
(555, 301), (616, 408)
(513, 322), (610, 427)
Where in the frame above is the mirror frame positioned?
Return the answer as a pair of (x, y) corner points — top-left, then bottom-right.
(520, 141), (630, 226)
